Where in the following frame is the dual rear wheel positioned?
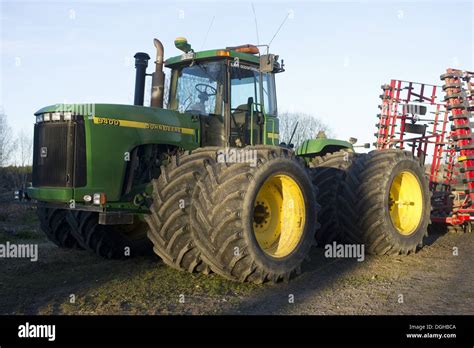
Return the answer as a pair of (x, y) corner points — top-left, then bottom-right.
(312, 149), (431, 255)
(146, 146), (318, 283)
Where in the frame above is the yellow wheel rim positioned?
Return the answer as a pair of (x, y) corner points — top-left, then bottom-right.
(253, 174), (306, 258)
(389, 170), (423, 235)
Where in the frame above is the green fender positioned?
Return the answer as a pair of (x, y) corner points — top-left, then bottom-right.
(296, 138), (354, 160)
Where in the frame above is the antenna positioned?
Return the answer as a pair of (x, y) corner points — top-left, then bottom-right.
(251, 3), (260, 45)
(201, 16), (215, 49)
(268, 11), (291, 47)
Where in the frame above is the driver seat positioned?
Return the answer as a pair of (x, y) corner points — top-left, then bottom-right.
(231, 98), (257, 146)
(232, 104), (248, 127)
(188, 94), (209, 115)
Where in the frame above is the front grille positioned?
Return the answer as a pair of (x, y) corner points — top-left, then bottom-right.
(32, 117), (87, 187)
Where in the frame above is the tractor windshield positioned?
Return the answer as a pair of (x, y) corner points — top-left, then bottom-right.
(169, 61), (225, 115)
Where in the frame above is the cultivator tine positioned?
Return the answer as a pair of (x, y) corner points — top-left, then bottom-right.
(441, 69), (474, 219)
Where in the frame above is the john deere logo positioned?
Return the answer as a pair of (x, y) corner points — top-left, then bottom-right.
(40, 147), (48, 158)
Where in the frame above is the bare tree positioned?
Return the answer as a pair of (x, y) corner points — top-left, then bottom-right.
(278, 111), (333, 147)
(0, 112), (16, 167)
(145, 72), (170, 108)
(17, 130), (33, 167)
(14, 130), (33, 189)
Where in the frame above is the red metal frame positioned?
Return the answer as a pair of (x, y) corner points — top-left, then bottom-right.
(375, 69), (474, 227)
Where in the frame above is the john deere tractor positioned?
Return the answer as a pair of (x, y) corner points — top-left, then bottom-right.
(27, 37), (431, 283)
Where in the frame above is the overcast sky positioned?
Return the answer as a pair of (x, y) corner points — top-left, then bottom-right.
(1, 0), (473, 144)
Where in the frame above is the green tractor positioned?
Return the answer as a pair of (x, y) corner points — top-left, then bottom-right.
(27, 37), (431, 283)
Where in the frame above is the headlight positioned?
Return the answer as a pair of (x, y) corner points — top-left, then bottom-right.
(83, 194), (92, 203)
(51, 112), (61, 121)
(93, 193), (106, 205)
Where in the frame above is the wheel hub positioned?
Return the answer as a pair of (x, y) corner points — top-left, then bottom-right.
(388, 170), (423, 235)
(252, 174), (306, 258)
(253, 201), (270, 227)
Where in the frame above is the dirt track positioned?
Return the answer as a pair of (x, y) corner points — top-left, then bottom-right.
(1, 204), (473, 315)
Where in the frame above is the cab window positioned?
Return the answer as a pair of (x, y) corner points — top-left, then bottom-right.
(170, 61), (225, 115)
(230, 66), (259, 110)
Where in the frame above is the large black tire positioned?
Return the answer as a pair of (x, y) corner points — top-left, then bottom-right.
(37, 207), (82, 248)
(190, 146), (319, 283)
(67, 211), (152, 259)
(144, 148), (220, 273)
(341, 150), (431, 255)
(308, 150), (358, 245)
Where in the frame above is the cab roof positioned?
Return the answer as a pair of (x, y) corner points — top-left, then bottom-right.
(165, 48), (260, 68)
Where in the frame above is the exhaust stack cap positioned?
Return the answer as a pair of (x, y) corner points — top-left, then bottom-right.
(134, 52), (150, 66)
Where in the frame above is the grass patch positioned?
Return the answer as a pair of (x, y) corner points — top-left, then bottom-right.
(15, 229), (43, 240)
(337, 274), (386, 287)
(0, 212), (8, 222)
(0, 228), (44, 243)
(56, 259), (259, 315)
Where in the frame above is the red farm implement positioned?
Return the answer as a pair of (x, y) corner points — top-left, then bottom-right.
(375, 69), (474, 231)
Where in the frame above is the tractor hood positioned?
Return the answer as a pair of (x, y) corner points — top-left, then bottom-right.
(29, 103), (200, 204)
(33, 103), (198, 138)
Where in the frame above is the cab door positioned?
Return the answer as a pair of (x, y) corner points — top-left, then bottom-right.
(229, 63), (264, 147)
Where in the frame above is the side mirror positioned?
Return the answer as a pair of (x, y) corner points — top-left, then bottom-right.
(260, 54), (276, 73)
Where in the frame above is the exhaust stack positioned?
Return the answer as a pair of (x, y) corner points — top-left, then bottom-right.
(150, 38), (165, 108)
(133, 52), (150, 106)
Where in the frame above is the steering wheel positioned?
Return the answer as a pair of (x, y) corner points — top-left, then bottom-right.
(195, 83), (217, 97)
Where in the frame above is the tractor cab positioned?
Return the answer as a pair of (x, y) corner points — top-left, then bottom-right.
(165, 38), (284, 148)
